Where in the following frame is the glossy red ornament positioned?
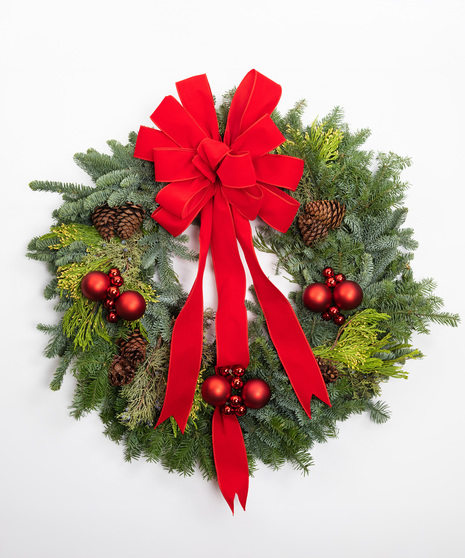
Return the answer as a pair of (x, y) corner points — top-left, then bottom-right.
(106, 311), (119, 323)
(232, 365), (246, 377)
(235, 405), (247, 417)
(328, 305), (340, 317)
(242, 379), (272, 409)
(108, 268), (120, 278)
(323, 267), (334, 278)
(218, 366), (233, 377)
(222, 405), (233, 416)
(81, 271), (111, 301)
(104, 298), (116, 311)
(231, 377), (244, 390)
(334, 314), (346, 326)
(303, 283), (333, 312)
(229, 395), (242, 408)
(114, 291), (146, 320)
(201, 376), (232, 406)
(321, 311), (331, 321)
(107, 286), (120, 299)
(334, 273), (346, 283)
(111, 275), (124, 287)
(333, 280), (363, 310)
(325, 277), (337, 289)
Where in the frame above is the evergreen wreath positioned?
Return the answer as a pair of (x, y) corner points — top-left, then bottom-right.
(27, 80), (459, 496)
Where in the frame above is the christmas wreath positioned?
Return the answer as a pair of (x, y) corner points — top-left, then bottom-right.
(27, 70), (459, 512)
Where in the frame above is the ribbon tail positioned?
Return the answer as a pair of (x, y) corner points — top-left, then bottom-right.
(212, 407), (249, 513)
(233, 209), (331, 418)
(155, 200), (213, 433)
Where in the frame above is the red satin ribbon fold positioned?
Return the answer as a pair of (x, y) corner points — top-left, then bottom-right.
(134, 70), (330, 511)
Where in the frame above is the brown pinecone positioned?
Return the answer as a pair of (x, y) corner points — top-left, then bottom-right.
(92, 205), (118, 241)
(120, 330), (148, 366)
(109, 355), (135, 386)
(115, 203), (145, 240)
(315, 356), (339, 383)
(298, 216), (329, 245)
(298, 200), (346, 246)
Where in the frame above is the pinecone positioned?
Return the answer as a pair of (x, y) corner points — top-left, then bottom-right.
(92, 205), (118, 241)
(316, 356), (339, 383)
(298, 216), (329, 245)
(109, 355), (135, 386)
(298, 200), (346, 246)
(120, 330), (148, 366)
(115, 203), (145, 240)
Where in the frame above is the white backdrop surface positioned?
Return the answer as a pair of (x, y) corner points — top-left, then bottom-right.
(1, 1), (464, 557)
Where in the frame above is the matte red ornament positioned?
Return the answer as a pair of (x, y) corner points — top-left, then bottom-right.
(81, 271), (111, 301)
(218, 366), (233, 377)
(325, 277), (337, 289)
(323, 267), (334, 278)
(231, 377), (244, 390)
(111, 275), (124, 287)
(108, 268), (120, 278)
(106, 311), (118, 323)
(107, 286), (120, 299)
(303, 283), (333, 312)
(334, 314), (346, 326)
(235, 405), (247, 417)
(104, 298), (116, 311)
(321, 311), (331, 321)
(242, 379), (272, 409)
(114, 290), (146, 320)
(328, 305), (340, 317)
(232, 365), (246, 377)
(229, 395), (242, 408)
(334, 273), (346, 283)
(333, 280), (363, 310)
(201, 376), (231, 406)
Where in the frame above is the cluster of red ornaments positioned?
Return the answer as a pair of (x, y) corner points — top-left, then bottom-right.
(303, 267), (363, 326)
(201, 365), (272, 417)
(81, 269), (146, 323)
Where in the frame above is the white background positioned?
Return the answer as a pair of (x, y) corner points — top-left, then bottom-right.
(1, 1), (464, 557)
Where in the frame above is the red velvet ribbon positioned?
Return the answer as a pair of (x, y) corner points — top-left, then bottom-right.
(134, 70), (330, 512)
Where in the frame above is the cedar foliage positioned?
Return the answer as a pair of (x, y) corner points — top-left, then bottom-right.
(27, 96), (459, 481)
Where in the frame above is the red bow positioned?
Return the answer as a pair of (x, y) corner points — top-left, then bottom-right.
(134, 70), (330, 512)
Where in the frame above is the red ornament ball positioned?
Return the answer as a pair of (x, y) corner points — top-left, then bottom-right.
(218, 366), (233, 377)
(321, 311), (331, 321)
(108, 268), (120, 278)
(235, 405), (247, 417)
(232, 365), (246, 377)
(335, 273), (346, 283)
(230, 394), (243, 408)
(104, 298), (116, 311)
(222, 404), (233, 416)
(328, 305), (340, 317)
(201, 376), (231, 407)
(81, 271), (111, 301)
(333, 280), (363, 310)
(107, 286), (120, 299)
(242, 379), (271, 409)
(231, 377), (244, 390)
(114, 291), (146, 320)
(111, 275), (124, 287)
(303, 283), (333, 313)
(106, 311), (119, 323)
(323, 267), (335, 278)
(334, 314), (346, 326)
(325, 277), (337, 289)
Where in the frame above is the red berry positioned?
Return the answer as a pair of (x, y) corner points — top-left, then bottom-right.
(334, 314), (346, 326)
(234, 405), (247, 417)
(108, 268), (120, 278)
(230, 395), (242, 408)
(106, 311), (119, 323)
(335, 273), (346, 283)
(111, 275), (124, 287)
(231, 377), (244, 390)
(323, 267), (335, 278)
(328, 305), (340, 317)
(107, 286), (120, 299)
(104, 298), (116, 310)
(232, 365), (246, 377)
(222, 405), (233, 416)
(218, 366), (233, 377)
(321, 311), (331, 321)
